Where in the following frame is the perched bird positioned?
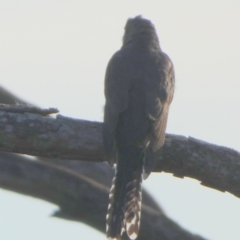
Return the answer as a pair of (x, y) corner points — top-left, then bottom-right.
(103, 16), (175, 240)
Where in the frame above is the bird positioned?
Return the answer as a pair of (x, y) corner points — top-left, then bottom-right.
(103, 15), (175, 240)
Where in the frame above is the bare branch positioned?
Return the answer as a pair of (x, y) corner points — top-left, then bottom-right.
(0, 110), (104, 160)
(0, 107), (240, 199)
(0, 104), (59, 116)
(0, 153), (206, 240)
(156, 135), (240, 199)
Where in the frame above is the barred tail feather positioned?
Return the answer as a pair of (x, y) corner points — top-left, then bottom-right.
(106, 174), (125, 240)
(106, 148), (144, 240)
(124, 170), (142, 239)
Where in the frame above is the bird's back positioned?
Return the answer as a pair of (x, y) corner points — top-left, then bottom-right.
(115, 46), (168, 149)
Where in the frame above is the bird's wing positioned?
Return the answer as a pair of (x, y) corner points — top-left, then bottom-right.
(147, 52), (175, 151)
(103, 51), (131, 165)
(144, 53), (175, 177)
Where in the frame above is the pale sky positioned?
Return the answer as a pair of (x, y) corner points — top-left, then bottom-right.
(0, 1), (240, 240)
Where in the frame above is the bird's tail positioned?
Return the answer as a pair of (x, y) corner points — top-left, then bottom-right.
(106, 147), (144, 240)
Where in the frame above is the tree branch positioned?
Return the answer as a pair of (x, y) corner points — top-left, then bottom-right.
(0, 153), (206, 240)
(155, 135), (240, 199)
(0, 106), (240, 199)
(0, 109), (104, 161)
(0, 104), (59, 116)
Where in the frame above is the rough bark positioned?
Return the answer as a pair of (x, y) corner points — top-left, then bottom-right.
(0, 104), (58, 115)
(0, 105), (239, 199)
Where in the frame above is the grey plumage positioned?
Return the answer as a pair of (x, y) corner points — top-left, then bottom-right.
(103, 16), (175, 240)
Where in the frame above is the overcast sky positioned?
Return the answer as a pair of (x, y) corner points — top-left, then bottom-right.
(0, 1), (240, 240)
